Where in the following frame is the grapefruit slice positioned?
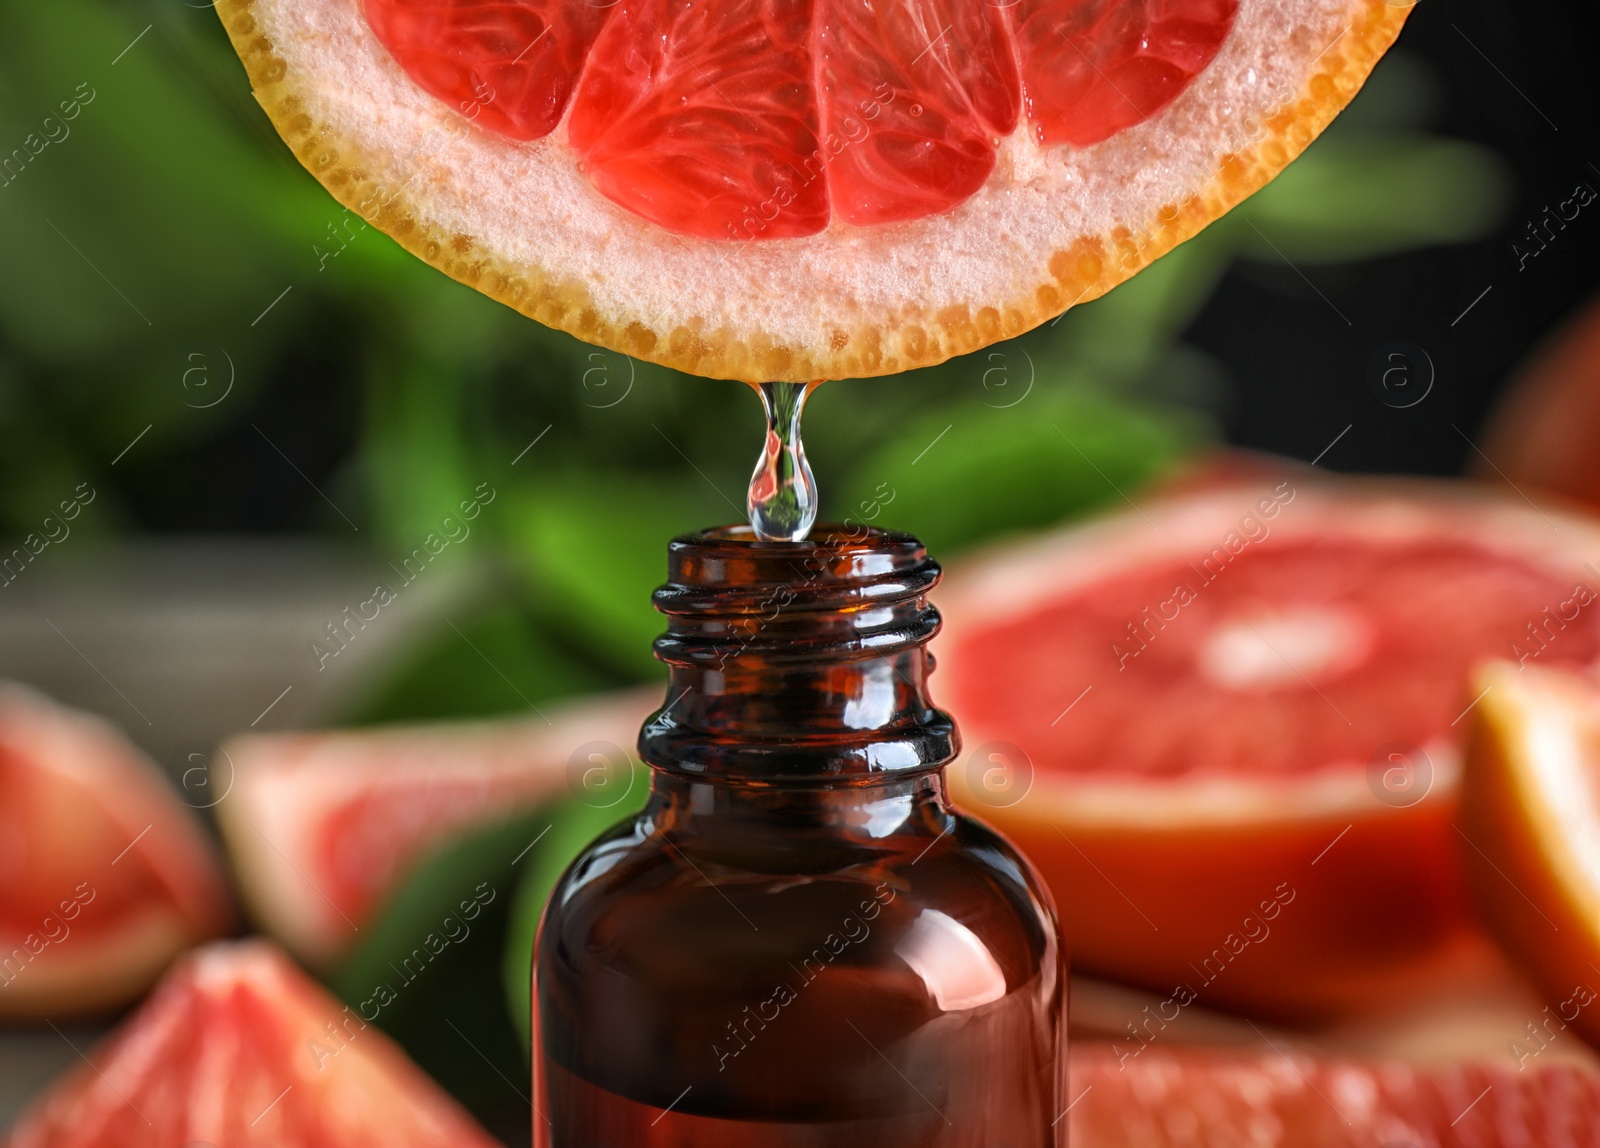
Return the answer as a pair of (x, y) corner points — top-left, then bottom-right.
(3, 939), (499, 1147)
(216, 689), (650, 967)
(1461, 659), (1600, 1051)
(0, 685), (232, 1019)
(215, 0), (1409, 381)
(935, 476), (1600, 1018)
(1067, 1041), (1600, 1145)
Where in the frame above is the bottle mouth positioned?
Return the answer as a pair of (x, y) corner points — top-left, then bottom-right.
(642, 523), (959, 781)
(655, 523), (939, 618)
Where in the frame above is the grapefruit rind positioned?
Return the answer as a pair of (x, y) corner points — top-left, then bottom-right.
(215, 0), (1409, 382)
(1461, 660), (1600, 1045)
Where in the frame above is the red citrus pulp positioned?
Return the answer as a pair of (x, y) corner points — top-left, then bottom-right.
(216, 690), (649, 966)
(0, 685), (232, 1018)
(361, 0), (1238, 236)
(1067, 1041), (1600, 1145)
(3, 940), (499, 1147)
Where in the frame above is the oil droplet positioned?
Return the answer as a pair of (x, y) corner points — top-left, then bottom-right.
(747, 381), (818, 542)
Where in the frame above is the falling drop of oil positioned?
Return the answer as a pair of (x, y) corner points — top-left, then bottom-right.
(747, 381), (818, 542)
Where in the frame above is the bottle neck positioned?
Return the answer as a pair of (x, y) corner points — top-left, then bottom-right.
(638, 525), (960, 785)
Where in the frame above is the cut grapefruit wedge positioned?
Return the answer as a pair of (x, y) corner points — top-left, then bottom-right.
(215, 0), (1409, 381)
(1067, 1041), (1600, 1145)
(3, 939), (499, 1147)
(0, 685), (232, 1019)
(216, 689), (650, 966)
(1461, 659), (1600, 1051)
(936, 477), (1600, 1018)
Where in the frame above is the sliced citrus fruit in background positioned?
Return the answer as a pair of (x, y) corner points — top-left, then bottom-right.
(1461, 659), (1600, 1050)
(1481, 290), (1600, 512)
(1067, 1040), (1600, 1145)
(0, 685), (232, 1019)
(217, 690), (649, 966)
(3, 939), (499, 1147)
(215, 0), (1409, 380)
(936, 477), (1600, 1019)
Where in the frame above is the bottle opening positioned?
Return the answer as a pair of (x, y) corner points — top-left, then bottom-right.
(641, 523), (958, 783)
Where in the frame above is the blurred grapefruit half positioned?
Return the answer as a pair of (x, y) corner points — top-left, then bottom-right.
(216, 690), (650, 966)
(0, 685), (232, 1018)
(3, 939), (499, 1147)
(215, 0), (1410, 380)
(1481, 291), (1600, 512)
(1462, 659), (1600, 1051)
(937, 477), (1600, 1018)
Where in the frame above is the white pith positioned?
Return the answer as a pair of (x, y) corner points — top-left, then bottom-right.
(254, 0), (1362, 369)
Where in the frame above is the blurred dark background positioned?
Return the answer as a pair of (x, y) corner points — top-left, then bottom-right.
(1, 0), (1598, 726)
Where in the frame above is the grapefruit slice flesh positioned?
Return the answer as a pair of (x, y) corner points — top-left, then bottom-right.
(936, 477), (1600, 1018)
(1461, 659), (1600, 1052)
(216, 0), (1409, 380)
(3, 939), (499, 1147)
(1067, 1041), (1600, 1145)
(0, 685), (232, 1018)
(216, 690), (650, 967)
(363, 0), (1226, 230)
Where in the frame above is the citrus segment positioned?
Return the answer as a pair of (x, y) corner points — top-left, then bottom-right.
(362, 0), (611, 140)
(936, 478), (1600, 1017)
(3, 940), (499, 1147)
(567, 0), (829, 240)
(1461, 660), (1600, 1051)
(815, 0), (1017, 226)
(0, 685), (232, 1018)
(1068, 1041), (1600, 1145)
(216, 691), (650, 966)
(219, 0), (1411, 379)
(1011, 0), (1240, 146)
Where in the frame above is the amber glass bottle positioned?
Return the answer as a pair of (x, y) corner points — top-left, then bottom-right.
(532, 525), (1065, 1147)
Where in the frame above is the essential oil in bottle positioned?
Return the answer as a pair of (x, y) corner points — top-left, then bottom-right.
(531, 525), (1066, 1147)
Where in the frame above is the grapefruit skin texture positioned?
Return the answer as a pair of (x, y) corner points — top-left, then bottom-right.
(937, 478), (1600, 1020)
(1067, 1041), (1600, 1145)
(0, 685), (232, 1019)
(216, 690), (650, 967)
(214, 0), (1411, 382)
(1461, 661), (1600, 1052)
(3, 940), (499, 1147)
